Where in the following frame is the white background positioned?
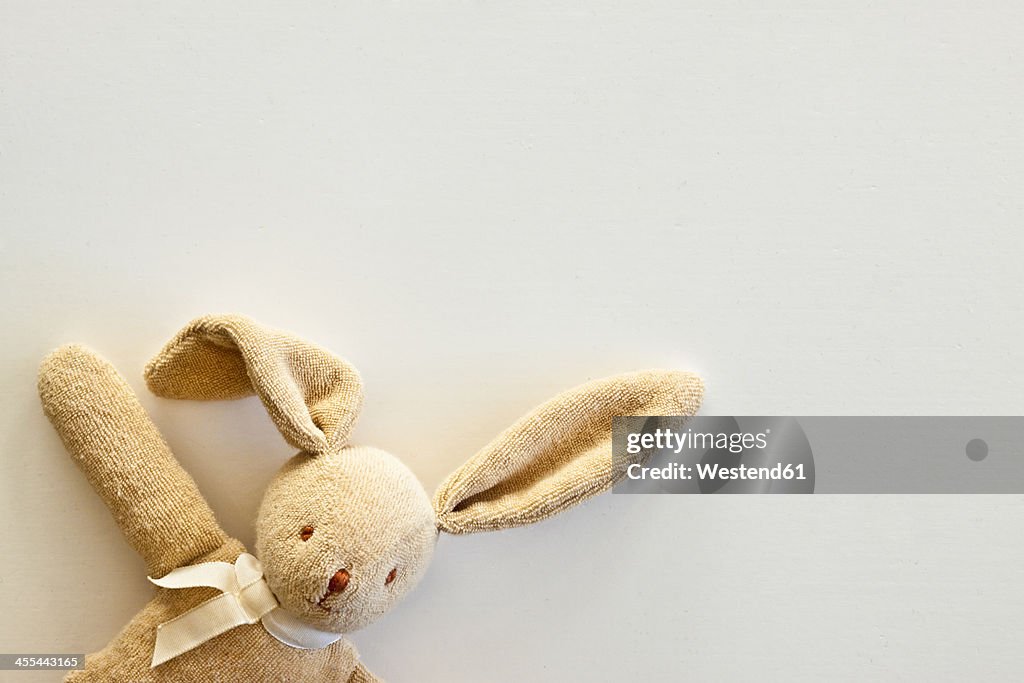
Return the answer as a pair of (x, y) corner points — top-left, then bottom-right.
(2, 2), (1023, 681)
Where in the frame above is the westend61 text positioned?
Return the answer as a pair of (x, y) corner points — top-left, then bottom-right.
(626, 462), (808, 481)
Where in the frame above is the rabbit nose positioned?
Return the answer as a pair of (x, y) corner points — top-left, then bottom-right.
(327, 569), (350, 594)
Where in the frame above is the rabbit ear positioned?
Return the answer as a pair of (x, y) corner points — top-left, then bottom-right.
(433, 370), (703, 534)
(144, 315), (363, 456)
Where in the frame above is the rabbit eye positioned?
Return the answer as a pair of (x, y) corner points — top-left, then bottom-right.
(299, 526), (315, 541)
(385, 567), (397, 586)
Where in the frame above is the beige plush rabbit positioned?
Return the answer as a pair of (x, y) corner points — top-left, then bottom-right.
(37, 314), (703, 682)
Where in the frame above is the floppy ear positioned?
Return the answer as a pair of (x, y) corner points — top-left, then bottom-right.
(433, 370), (703, 534)
(144, 315), (363, 456)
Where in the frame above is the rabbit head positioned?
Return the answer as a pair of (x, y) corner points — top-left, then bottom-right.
(144, 315), (703, 635)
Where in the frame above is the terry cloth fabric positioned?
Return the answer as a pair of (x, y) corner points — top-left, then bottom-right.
(144, 314), (364, 457)
(38, 343), (373, 682)
(433, 370), (704, 533)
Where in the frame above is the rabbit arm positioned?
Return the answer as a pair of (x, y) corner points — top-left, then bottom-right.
(38, 344), (229, 578)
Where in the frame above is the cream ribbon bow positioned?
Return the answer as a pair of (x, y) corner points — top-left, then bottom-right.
(148, 553), (343, 668)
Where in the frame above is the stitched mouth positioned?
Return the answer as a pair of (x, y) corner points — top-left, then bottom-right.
(309, 593), (344, 613)
(314, 599), (341, 613)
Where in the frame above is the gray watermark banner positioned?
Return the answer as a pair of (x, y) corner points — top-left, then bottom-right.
(612, 417), (1024, 493)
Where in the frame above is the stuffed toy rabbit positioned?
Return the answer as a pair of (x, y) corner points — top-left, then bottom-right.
(37, 314), (703, 682)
